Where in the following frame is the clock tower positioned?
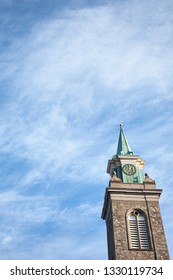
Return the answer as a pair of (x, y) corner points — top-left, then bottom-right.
(102, 124), (169, 260)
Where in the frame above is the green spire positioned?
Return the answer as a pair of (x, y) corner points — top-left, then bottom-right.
(116, 124), (133, 156)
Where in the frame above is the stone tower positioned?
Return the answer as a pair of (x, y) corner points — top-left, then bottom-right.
(101, 124), (169, 260)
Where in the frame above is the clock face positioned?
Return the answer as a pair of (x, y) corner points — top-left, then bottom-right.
(122, 164), (136, 175)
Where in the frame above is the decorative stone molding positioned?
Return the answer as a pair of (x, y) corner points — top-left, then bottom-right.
(143, 173), (155, 184)
(109, 171), (122, 184)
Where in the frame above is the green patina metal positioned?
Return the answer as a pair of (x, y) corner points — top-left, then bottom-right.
(111, 124), (144, 184)
(116, 123), (133, 156)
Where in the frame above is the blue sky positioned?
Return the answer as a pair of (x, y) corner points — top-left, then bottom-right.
(0, 0), (173, 259)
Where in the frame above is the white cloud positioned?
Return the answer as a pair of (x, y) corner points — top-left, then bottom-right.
(0, 0), (173, 259)
(0, 190), (106, 259)
(1, 3), (172, 184)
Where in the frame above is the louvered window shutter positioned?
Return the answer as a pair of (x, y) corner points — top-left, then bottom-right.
(129, 214), (140, 249)
(138, 214), (150, 249)
(128, 210), (150, 250)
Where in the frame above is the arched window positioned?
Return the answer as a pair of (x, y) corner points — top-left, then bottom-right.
(127, 209), (151, 250)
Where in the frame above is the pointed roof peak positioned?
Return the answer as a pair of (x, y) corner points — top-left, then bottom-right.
(116, 124), (133, 156)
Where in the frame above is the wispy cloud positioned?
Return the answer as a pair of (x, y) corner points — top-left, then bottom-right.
(0, 190), (105, 259)
(0, 0), (173, 259)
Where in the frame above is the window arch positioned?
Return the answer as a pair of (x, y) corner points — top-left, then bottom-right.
(127, 209), (151, 250)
